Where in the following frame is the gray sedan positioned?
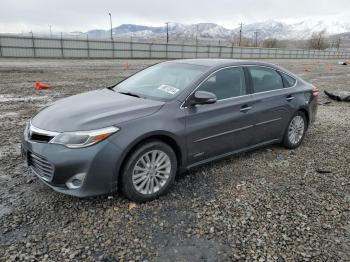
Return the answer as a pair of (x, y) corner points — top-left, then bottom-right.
(22, 59), (318, 202)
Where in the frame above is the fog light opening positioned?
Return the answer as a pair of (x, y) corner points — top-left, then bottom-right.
(66, 173), (86, 189)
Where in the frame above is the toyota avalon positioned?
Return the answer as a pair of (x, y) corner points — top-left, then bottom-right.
(22, 59), (318, 202)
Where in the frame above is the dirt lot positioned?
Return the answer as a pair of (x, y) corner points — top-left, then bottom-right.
(0, 58), (349, 261)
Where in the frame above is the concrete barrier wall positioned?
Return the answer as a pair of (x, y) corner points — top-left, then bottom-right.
(1, 34), (349, 59)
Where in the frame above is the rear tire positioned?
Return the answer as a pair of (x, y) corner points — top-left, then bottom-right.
(282, 111), (307, 149)
(121, 140), (177, 202)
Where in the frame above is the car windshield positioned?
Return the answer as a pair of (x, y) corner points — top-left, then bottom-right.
(113, 62), (207, 101)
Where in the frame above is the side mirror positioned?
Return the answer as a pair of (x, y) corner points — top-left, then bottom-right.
(187, 91), (217, 106)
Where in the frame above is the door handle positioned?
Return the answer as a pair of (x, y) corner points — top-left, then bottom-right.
(286, 96), (295, 101)
(240, 105), (252, 112)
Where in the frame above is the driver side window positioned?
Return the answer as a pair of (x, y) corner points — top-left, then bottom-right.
(197, 67), (246, 100)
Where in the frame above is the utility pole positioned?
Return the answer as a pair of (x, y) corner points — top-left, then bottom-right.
(60, 32), (64, 57)
(195, 24), (198, 44)
(30, 30), (36, 57)
(49, 25), (52, 37)
(109, 12), (113, 41)
(254, 31), (258, 47)
(165, 22), (169, 43)
(238, 22), (243, 46)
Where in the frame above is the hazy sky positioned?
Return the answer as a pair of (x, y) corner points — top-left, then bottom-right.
(0, 0), (349, 33)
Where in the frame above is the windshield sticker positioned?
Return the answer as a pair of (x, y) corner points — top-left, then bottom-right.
(157, 84), (179, 95)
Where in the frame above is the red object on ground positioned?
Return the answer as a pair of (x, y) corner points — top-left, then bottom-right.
(303, 67), (311, 72)
(327, 64), (333, 71)
(123, 60), (129, 70)
(35, 81), (49, 89)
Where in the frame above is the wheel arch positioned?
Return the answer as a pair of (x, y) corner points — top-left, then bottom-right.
(281, 107), (310, 143)
(298, 107), (310, 128)
(115, 131), (185, 188)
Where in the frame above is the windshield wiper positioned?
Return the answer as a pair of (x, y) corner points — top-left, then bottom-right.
(118, 91), (141, 98)
(106, 85), (116, 91)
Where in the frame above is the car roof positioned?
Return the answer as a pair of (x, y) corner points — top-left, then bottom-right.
(168, 58), (280, 69)
(167, 58), (302, 80)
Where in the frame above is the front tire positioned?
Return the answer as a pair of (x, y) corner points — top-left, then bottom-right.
(282, 111), (307, 149)
(121, 140), (177, 202)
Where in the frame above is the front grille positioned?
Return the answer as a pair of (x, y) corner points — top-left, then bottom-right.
(28, 152), (54, 182)
(29, 133), (54, 143)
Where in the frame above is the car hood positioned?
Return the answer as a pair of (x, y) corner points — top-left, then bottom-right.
(31, 89), (164, 132)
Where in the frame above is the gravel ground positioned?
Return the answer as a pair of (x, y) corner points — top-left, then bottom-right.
(0, 58), (349, 261)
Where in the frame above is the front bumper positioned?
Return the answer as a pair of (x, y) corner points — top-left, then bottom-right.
(22, 136), (123, 197)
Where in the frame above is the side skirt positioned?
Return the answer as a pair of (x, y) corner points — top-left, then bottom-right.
(185, 138), (280, 170)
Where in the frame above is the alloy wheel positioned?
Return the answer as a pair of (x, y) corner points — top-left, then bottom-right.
(132, 150), (171, 195)
(288, 115), (305, 145)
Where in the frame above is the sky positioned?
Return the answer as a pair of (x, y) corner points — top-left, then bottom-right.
(0, 0), (349, 33)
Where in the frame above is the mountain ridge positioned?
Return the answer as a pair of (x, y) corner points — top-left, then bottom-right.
(85, 19), (350, 41)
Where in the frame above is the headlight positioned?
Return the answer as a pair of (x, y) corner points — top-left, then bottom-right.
(50, 126), (119, 148)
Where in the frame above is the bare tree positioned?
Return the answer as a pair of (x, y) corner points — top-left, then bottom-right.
(263, 38), (278, 48)
(308, 30), (327, 50)
(335, 37), (341, 50)
(242, 36), (252, 47)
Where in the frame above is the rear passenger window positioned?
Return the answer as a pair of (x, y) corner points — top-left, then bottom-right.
(248, 67), (283, 93)
(281, 72), (296, 87)
(197, 67), (246, 100)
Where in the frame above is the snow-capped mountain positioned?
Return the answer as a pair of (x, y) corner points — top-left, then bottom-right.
(233, 19), (350, 40)
(235, 20), (289, 40)
(86, 19), (350, 41)
(87, 22), (233, 40)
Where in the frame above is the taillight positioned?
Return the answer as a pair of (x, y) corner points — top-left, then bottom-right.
(312, 86), (320, 97)
(312, 86), (320, 103)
